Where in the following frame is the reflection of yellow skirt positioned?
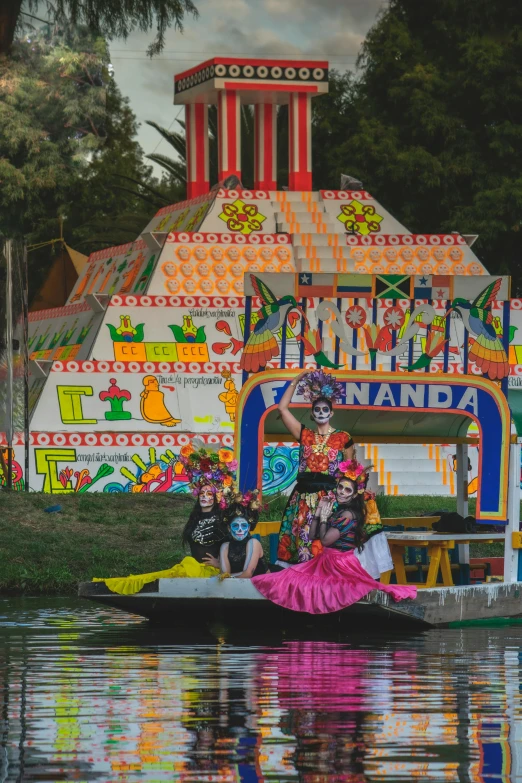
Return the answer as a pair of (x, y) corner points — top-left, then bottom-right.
(92, 557), (220, 596)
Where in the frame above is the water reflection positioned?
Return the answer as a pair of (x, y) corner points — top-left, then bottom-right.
(0, 599), (520, 781)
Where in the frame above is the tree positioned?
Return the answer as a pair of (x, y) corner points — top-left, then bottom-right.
(0, 23), (179, 301)
(1, 0), (198, 56)
(0, 25), (109, 241)
(312, 0), (522, 289)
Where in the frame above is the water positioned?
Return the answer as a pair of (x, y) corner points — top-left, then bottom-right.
(0, 599), (521, 781)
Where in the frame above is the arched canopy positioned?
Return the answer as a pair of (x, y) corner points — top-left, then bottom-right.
(235, 370), (511, 524)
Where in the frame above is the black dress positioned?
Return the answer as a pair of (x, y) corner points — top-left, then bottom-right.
(189, 511), (227, 562)
(227, 536), (268, 576)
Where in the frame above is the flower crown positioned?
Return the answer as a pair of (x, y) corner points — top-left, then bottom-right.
(179, 442), (237, 507)
(296, 369), (343, 404)
(224, 488), (262, 529)
(336, 459), (371, 494)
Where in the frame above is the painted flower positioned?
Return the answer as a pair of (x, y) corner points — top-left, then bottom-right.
(328, 432), (347, 451)
(345, 305), (366, 329)
(219, 448), (234, 463)
(301, 429), (315, 446)
(307, 453), (329, 472)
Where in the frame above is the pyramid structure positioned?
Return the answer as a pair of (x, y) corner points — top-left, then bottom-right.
(5, 55), (518, 496)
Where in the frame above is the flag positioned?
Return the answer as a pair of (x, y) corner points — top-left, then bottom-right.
(335, 273), (373, 299)
(414, 275), (453, 300)
(374, 275), (412, 299)
(297, 273), (334, 298)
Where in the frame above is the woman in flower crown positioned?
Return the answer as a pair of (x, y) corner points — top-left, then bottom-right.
(252, 464), (416, 614)
(91, 444), (236, 595)
(276, 368), (354, 566)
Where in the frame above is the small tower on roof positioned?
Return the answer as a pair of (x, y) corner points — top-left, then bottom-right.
(174, 57), (329, 197)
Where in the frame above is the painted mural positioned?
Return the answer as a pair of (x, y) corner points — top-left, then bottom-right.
(5, 188), (522, 497)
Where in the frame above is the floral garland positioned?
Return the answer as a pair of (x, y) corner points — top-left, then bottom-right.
(297, 369), (343, 404)
(179, 444), (238, 507)
(224, 488), (263, 528)
(336, 459), (371, 494)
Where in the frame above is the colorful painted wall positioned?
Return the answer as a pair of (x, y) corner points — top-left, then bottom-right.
(4, 188), (522, 496)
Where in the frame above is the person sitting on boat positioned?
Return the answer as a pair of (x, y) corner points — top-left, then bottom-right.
(91, 444), (237, 594)
(276, 368), (354, 567)
(179, 442), (236, 565)
(216, 490), (268, 579)
(252, 466), (417, 615)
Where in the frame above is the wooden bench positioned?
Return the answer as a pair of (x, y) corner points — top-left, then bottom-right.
(383, 532), (505, 588)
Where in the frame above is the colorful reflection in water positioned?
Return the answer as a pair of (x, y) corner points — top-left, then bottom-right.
(0, 599), (520, 781)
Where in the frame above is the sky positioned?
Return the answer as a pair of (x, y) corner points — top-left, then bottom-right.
(110, 0), (386, 176)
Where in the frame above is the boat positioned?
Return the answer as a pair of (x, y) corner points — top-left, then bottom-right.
(78, 577), (522, 629)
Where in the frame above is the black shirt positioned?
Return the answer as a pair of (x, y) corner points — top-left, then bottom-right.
(189, 511), (227, 562)
(227, 537), (267, 576)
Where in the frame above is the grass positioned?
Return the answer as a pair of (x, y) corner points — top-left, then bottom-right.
(0, 491), (505, 595)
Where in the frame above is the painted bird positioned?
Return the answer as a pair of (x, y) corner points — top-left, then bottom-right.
(240, 275), (299, 373)
(449, 278), (509, 380)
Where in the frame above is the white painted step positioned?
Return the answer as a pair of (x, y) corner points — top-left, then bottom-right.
(295, 245), (350, 259)
(297, 259), (353, 273)
(270, 191), (321, 202)
(291, 234), (347, 247)
(275, 211), (328, 224)
(277, 221), (345, 234)
(388, 485), (452, 497)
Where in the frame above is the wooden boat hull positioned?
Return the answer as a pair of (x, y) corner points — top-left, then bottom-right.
(79, 579), (522, 628)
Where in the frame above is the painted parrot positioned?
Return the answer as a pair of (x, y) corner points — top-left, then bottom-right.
(449, 278), (509, 380)
(240, 275), (299, 373)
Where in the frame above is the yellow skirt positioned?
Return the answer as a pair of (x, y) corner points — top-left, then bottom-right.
(92, 556), (220, 596)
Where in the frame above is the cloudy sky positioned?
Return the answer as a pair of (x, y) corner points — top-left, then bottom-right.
(110, 0), (386, 174)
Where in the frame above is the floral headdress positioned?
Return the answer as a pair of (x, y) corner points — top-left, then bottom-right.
(336, 459), (371, 494)
(179, 441), (238, 508)
(296, 369), (343, 405)
(224, 488), (262, 529)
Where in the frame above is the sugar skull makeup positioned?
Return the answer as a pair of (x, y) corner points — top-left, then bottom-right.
(199, 485), (214, 510)
(230, 516), (250, 541)
(336, 479), (356, 504)
(312, 399), (333, 425)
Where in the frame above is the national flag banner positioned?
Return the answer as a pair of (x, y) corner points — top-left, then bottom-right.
(414, 275), (453, 300)
(335, 273), (373, 299)
(374, 274), (412, 300)
(297, 273), (334, 298)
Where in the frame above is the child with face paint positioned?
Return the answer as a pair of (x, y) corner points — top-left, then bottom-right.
(218, 515), (268, 579)
(210, 490), (267, 579)
(276, 369), (354, 566)
(252, 465), (417, 614)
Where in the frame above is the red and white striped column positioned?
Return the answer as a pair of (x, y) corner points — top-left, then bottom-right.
(185, 103), (209, 199)
(288, 92), (312, 191)
(217, 90), (241, 182)
(254, 103), (277, 190)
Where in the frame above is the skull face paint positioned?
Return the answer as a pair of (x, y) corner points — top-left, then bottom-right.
(311, 399), (333, 425)
(230, 516), (250, 541)
(199, 485), (215, 510)
(336, 479), (356, 504)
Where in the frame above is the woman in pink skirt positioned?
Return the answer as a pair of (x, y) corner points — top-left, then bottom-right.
(252, 464), (417, 614)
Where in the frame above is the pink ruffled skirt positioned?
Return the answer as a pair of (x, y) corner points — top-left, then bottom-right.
(252, 546), (417, 615)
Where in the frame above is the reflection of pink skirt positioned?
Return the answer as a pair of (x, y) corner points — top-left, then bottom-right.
(252, 547), (417, 615)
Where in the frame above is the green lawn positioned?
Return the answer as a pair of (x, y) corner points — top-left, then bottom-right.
(0, 491), (503, 595)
